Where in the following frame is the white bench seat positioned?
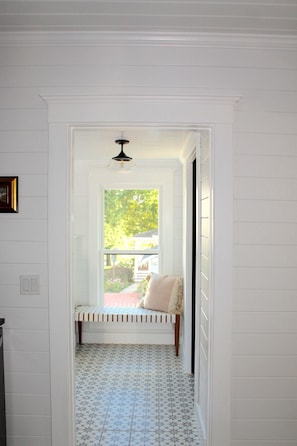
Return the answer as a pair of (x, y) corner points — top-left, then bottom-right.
(74, 305), (181, 356)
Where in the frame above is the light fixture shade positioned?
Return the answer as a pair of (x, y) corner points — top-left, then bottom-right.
(112, 139), (132, 164)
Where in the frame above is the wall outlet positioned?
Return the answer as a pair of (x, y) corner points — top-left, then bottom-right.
(20, 275), (40, 295)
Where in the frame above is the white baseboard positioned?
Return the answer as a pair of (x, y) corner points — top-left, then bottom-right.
(76, 321), (175, 345)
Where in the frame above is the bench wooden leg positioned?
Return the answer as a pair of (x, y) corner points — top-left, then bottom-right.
(175, 314), (180, 356)
(78, 321), (82, 344)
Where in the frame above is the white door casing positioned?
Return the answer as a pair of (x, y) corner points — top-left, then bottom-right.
(43, 95), (237, 446)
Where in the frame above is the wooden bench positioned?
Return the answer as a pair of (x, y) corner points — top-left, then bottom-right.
(74, 305), (181, 356)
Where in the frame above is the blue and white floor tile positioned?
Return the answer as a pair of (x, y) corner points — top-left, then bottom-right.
(75, 344), (203, 446)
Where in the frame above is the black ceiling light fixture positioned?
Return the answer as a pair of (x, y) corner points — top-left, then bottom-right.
(112, 139), (133, 167)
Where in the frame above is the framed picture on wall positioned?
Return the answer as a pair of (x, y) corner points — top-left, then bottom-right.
(0, 176), (18, 213)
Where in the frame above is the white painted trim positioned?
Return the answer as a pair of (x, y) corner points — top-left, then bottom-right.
(47, 123), (75, 446)
(2, 31), (297, 50)
(43, 94), (236, 446)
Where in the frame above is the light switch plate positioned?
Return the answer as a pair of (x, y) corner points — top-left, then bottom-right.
(20, 275), (40, 295)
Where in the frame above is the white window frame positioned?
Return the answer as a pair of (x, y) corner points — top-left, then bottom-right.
(89, 167), (175, 306)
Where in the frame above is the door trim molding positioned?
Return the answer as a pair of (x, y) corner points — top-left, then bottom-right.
(43, 94), (238, 446)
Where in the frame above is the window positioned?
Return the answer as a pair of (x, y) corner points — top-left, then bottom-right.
(88, 167), (174, 307)
(103, 189), (159, 307)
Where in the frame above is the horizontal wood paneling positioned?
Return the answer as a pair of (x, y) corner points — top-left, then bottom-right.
(5, 373), (50, 402)
(1, 1), (297, 36)
(234, 222), (297, 245)
(233, 289), (297, 312)
(234, 199), (297, 223)
(0, 130), (48, 152)
(233, 311), (297, 333)
(234, 177), (297, 200)
(232, 355), (297, 377)
(6, 414), (51, 436)
(232, 377), (297, 398)
(5, 394), (50, 416)
(234, 267), (297, 289)
(1, 65), (297, 91)
(232, 398), (297, 419)
(234, 245), (297, 267)
(235, 132), (297, 156)
(233, 334), (297, 355)
(234, 155), (297, 179)
(232, 419), (297, 441)
(0, 30), (295, 446)
(0, 220), (47, 241)
(1, 45), (297, 70)
(0, 241), (47, 264)
(4, 351), (50, 374)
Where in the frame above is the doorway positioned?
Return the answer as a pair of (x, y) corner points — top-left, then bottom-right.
(45, 94), (234, 446)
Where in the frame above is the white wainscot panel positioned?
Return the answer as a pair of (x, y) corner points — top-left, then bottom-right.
(232, 355), (297, 377)
(233, 289), (297, 312)
(0, 241), (47, 264)
(231, 419), (297, 442)
(0, 86), (47, 109)
(16, 197), (48, 219)
(233, 333), (297, 355)
(5, 372), (50, 395)
(6, 414), (51, 436)
(234, 222), (297, 246)
(234, 177), (297, 201)
(5, 329), (49, 352)
(0, 152), (47, 175)
(235, 111), (297, 134)
(21, 175), (48, 197)
(0, 263), (48, 286)
(237, 90), (297, 112)
(233, 311), (297, 334)
(0, 109), (48, 132)
(1, 308), (48, 330)
(0, 219), (47, 241)
(234, 245), (297, 268)
(233, 267), (297, 289)
(232, 377), (297, 398)
(5, 435), (51, 446)
(2, 45), (297, 70)
(0, 130), (48, 153)
(2, 64), (297, 90)
(232, 398), (297, 419)
(234, 199), (297, 223)
(234, 154), (297, 179)
(235, 132), (297, 157)
(5, 393), (50, 416)
(4, 351), (50, 374)
(0, 286), (48, 308)
(231, 441), (296, 446)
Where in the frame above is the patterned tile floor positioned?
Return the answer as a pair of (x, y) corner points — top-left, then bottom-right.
(75, 344), (203, 446)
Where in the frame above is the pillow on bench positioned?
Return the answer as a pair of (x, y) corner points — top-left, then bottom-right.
(138, 272), (183, 314)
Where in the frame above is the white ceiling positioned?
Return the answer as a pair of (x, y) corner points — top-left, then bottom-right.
(74, 127), (196, 161)
(0, 0), (296, 35)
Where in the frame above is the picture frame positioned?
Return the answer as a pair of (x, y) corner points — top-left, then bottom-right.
(0, 176), (18, 213)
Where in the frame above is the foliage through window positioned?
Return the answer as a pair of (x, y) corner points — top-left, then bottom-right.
(103, 189), (159, 307)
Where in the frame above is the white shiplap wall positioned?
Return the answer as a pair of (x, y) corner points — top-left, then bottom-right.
(0, 33), (296, 445)
(232, 114), (297, 443)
